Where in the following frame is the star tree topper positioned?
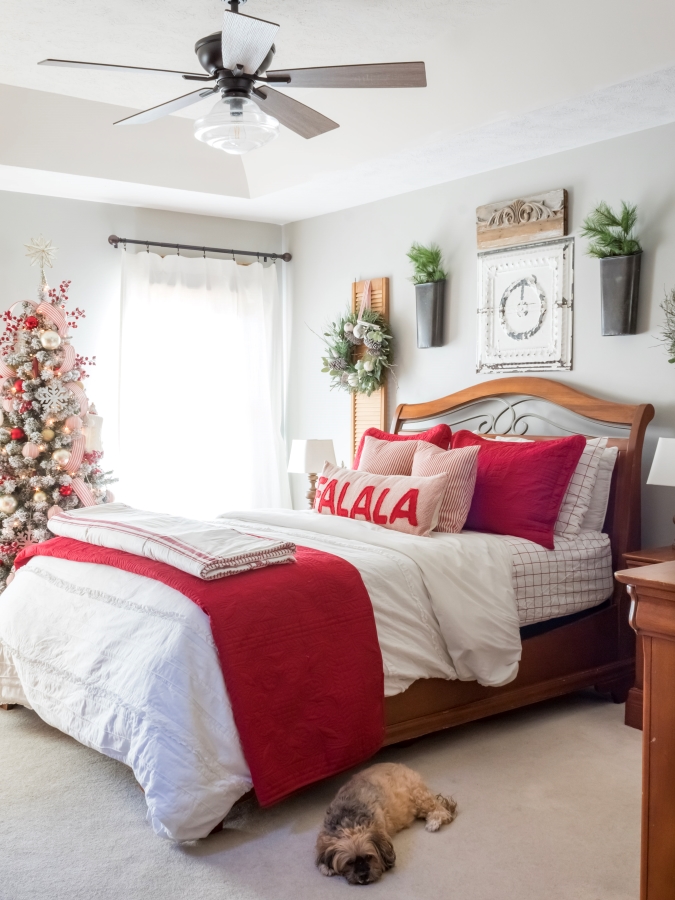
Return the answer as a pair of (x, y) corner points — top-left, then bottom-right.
(24, 236), (58, 289)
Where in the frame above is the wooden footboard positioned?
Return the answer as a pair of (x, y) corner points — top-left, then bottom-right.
(384, 602), (634, 744)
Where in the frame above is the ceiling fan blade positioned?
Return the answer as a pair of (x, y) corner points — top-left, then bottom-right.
(266, 62), (427, 89)
(38, 58), (204, 77)
(253, 86), (338, 139)
(221, 10), (279, 75)
(114, 87), (217, 126)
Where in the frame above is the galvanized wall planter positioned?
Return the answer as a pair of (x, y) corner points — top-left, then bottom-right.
(600, 252), (641, 336)
(476, 238), (574, 373)
(415, 280), (445, 348)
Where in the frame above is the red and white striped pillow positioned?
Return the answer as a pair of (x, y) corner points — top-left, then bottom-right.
(411, 443), (480, 533)
(357, 435), (419, 476)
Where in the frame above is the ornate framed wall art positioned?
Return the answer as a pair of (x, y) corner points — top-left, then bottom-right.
(476, 237), (574, 373)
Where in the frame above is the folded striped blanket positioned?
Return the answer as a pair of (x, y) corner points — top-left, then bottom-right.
(46, 503), (296, 579)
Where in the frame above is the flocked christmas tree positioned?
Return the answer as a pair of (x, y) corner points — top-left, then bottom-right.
(0, 237), (115, 589)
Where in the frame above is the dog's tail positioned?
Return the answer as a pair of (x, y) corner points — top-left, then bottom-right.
(436, 794), (458, 821)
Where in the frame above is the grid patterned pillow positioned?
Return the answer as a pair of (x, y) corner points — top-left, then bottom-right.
(554, 437), (607, 538)
(357, 435), (419, 476)
(411, 443), (480, 533)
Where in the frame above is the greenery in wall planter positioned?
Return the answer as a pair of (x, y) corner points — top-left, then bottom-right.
(580, 201), (643, 336)
(659, 288), (675, 364)
(406, 242), (447, 348)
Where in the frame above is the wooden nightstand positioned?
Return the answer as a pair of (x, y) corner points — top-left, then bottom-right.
(623, 545), (675, 730)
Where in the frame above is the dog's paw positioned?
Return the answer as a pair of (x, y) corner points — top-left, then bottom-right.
(318, 864), (336, 877)
(425, 818), (442, 832)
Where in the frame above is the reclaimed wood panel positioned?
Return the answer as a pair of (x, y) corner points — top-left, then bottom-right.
(476, 188), (567, 249)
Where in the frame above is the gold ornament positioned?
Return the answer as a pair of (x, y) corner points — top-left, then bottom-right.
(0, 496), (18, 514)
(52, 448), (71, 467)
(33, 490), (48, 504)
(40, 331), (62, 350)
(41, 428), (55, 441)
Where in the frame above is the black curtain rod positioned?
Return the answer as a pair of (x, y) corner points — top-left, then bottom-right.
(108, 234), (291, 262)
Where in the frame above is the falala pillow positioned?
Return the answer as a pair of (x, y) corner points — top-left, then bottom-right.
(411, 443), (479, 533)
(314, 461), (448, 537)
(352, 424), (451, 469)
(357, 435), (419, 476)
(450, 430), (586, 549)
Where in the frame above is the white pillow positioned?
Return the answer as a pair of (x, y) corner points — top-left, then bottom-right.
(580, 445), (619, 533)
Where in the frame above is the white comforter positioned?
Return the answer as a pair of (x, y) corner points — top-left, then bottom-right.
(0, 510), (520, 841)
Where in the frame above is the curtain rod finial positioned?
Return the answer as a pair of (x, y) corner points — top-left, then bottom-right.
(108, 235), (120, 248)
(281, 252), (292, 262)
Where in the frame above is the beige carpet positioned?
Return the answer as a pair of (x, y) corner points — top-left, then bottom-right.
(0, 691), (641, 900)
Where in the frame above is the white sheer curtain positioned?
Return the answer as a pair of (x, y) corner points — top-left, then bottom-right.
(119, 251), (290, 519)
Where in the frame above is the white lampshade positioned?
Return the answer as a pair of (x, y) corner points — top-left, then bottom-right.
(287, 439), (336, 475)
(647, 438), (675, 487)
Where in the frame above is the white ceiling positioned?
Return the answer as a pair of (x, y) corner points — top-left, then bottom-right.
(2, 0), (675, 223)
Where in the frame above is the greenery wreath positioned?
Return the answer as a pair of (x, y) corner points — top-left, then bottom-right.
(321, 307), (393, 396)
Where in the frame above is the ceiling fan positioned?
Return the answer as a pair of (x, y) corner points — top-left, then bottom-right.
(38, 0), (427, 155)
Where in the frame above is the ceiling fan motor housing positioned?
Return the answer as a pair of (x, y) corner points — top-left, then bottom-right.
(194, 32), (275, 98)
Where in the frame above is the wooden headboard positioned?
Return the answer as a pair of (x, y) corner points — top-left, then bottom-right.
(391, 377), (654, 571)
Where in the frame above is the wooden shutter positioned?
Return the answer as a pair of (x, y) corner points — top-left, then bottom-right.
(350, 278), (389, 463)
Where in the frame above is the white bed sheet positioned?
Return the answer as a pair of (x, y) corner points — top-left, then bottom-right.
(501, 531), (614, 625)
(0, 510), (521, 842)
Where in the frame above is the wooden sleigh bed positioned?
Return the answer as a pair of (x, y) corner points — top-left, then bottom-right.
(0, 376), (655, 836)
(382, 376), (654, 744)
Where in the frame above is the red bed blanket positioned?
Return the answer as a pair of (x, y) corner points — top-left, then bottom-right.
(15, 537), (385, 806)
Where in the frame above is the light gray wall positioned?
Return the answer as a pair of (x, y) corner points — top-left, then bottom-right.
(284, 121), (675, 547)
(0, 191), (282, 474)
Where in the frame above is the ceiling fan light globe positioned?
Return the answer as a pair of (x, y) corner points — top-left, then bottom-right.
(193, 97), (279, 155)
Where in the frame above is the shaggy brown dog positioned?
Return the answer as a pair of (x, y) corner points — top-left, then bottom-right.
(315, 763), (457, 885)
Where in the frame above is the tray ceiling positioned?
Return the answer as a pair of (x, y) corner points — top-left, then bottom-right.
(2, 0), (675, 222)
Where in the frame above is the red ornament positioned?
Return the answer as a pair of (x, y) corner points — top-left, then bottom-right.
(10, 428), (25, 441)
(59, 485), (73, 497)
(19, 401), (32, 413)
(32, 358), (40, 379)
(13, 379), (23, 394)
(24, 316), (39, 330)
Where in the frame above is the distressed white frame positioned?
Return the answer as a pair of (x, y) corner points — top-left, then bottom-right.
(476, 237), (574, 373)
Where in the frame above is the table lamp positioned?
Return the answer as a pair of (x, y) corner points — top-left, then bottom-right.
(647, 437), (675, 546)
(287, 439), (336, 508)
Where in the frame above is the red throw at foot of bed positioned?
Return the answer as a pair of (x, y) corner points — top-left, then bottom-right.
(15, 538), (385, 806)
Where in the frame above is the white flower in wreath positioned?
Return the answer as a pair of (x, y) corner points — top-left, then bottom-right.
(347, 373), (359, 387)
(363, 359), (375, 372)
(353, 323), (366, 339)
(343, 322), (354, 333)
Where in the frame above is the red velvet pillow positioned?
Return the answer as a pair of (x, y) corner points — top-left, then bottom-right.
(353, 424), (451, 469)
(450, 430), (586, 549)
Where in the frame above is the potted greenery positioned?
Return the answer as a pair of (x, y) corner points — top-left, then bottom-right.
(406, 242), (447, 348)
(580, 201), (642, 335)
